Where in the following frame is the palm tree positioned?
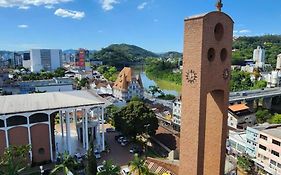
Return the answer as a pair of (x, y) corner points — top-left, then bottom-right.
(97, 160), (120, 175)
(129, 154), (153, 175)
(0, 145), (31, 175)
(50, 152), (78, 175)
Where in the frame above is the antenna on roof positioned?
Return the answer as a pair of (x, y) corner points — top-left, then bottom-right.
(216, 0), (223, 12)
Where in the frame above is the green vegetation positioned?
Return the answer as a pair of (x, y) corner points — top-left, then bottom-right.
(233, 35), (281, 67)
(256, 109), (272, 124)
(0, 145), (31, 175)
(157, 94), (176, 100)
(86, 143), (97, 175)
(269, 113), (281, 124)
(50, 152), (81, 175)
(237, 156), (254, 173)
(113, 101), (159, 139)
(74, 77), (90, 89)
(97, 65), (118, 82)
(145, 59), (182, 85)
(16, 67), (67, 81)
(97, 160), (120, 175)
(230, 69), (267, 92)
(129, 154), (154, 175)
(92, 44), (158, 68)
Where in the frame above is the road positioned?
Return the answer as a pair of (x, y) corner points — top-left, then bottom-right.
(145, 88), (281, 108)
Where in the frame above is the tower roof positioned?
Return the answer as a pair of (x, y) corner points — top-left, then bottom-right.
(113, 67), (143, 91)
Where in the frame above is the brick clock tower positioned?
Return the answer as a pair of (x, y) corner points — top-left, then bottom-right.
(179, 11), (234, 175)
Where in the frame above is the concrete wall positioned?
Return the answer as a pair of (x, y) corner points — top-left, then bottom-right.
(8, 127), (29, 146)
(0, 131), (6, 156)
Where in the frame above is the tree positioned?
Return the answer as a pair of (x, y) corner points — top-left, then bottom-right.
(113, 101), (159, 139)
(256, 109), (272, 124)
(86, 143), (97, 175)
(148, 86), (162, 97)
(269, 113), (281, 124)
(50, 152), (78, 175)
(237, 156), (254, 173)
(129, 154), (154, 175)
(0, 145), (31, 175)
(97, 160), (120, 175)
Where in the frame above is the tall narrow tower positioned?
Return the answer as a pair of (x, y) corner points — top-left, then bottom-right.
(179, 11), (233, 175)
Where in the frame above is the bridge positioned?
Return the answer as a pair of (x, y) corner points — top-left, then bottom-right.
(229, 87), (281, 103)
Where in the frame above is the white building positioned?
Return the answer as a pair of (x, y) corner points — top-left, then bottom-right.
(266, 70), (281, 88)
(172, 97), (181, 131)
(113, 67), (144, 101)
(253, 46), (266, 69)
(227, 130), (247, 156)
(228, 104), (256, 130)
(28, 49), (62, 72)
(277, 54), (281, 70)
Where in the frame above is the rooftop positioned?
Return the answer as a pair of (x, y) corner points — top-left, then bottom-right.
(229, 104), (249, 112)
(261, 126), (281, 139)
(0, 90), (110, 115)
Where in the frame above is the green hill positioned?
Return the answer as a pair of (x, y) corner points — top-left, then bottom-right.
(91, 44), (159, 68)
(233, 35), (281, 67)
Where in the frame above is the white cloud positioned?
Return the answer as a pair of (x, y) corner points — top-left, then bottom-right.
(54, 8), (85, 20)
(45, 5), (55, 9)
(234, 29), (252, 36)
(0, 0), (71, 8)
(17, 24), (29, 28)
(137, 2), (147, 10)
(239, 29), (251, 34)
(18, 6), (30, 10)
(100, 0), (119, 11)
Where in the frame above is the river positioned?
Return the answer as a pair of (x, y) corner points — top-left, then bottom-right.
(139, 72), (180, 96)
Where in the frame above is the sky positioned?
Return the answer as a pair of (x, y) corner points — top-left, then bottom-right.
(0, 0), (281, 52)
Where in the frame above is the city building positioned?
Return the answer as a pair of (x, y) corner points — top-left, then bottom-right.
(227, 130), (247, 156)
(22, 52), (31, 70)
(27, 49), (62, 73)
(113, 67), (144, 101)
(179, 11), (233, 175)
(254, 125), (281, 175)
(266, 70), (281, 88)
(17, 77), (73, 94)
(253, 46), (266, 69)
(172, 96), (181, 131)
(228, 104), (256, 130)
(75, 49), (89, 70)
(0, 91), (108, 163)
(277, 54), (281, 70)
(11, 52), (23, 68)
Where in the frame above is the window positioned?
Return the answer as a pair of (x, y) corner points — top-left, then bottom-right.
(259, 144), (267, 151)
(7, 116), (27, 127)
(271, 150), (279, 157)
(270, 159), (277, 166)
(272, 139), (281, 146)
(0, 120), (4, 128)
(260, 134), (268, 140)
(38, 148), (45, 155)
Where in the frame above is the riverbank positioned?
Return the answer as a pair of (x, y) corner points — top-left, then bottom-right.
(146, 73), (181, 93)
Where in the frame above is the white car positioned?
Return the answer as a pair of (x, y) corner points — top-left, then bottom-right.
(94, 150), (101, 159)
(97, 165), (104, 172)
(121, 167), (130, 175)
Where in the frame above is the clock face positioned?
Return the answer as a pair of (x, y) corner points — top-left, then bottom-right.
(186, 70), (198, 84)
(223, 68), (230, 80)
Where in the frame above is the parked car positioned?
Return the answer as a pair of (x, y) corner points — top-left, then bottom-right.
(106, 128), (115, 132)
(115, 134), (124, 141)
(121, 167), (130, 175)
(94, 150), (101, 159)
(121, 140), (128, 146)
(97, 165), (104, 172)
(129, 146), (143, 154)
(74, 153), (83, 163)
(118, 137), (124, 143)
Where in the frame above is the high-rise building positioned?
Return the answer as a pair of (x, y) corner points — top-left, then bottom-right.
(29, 49), (62, 72)
(22, 52), (31, 70)
(75, 49), (89, 69)
(277, 54), (281, 70)
(11, 52), (23, 68)
(179, 11), (233, 175)
(253, 46), (266, 69)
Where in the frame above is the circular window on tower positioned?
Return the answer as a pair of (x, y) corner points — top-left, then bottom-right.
(214, 23), (224, 41)
(207, 48), (216, 62)
(38, 148), (45, 155)
(220, 48), (228, 62)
